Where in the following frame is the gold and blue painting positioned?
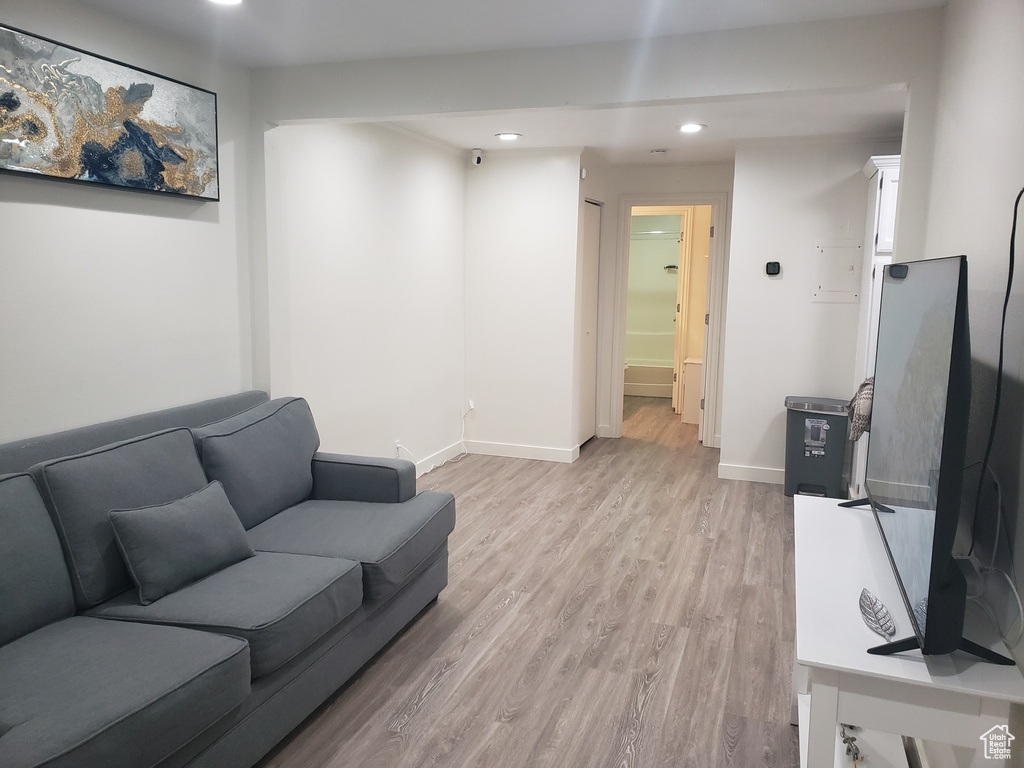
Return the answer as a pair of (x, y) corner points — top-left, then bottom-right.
(0, 24), (218, 200)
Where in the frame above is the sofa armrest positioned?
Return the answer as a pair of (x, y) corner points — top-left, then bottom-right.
(311, 452), (416, 503)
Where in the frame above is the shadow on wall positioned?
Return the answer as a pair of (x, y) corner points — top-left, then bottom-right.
(0, 172), (213, 222)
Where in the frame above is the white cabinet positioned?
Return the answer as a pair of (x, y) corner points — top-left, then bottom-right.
(851, 155), (900, 498)
(874, 162), (900, 253)
(681, 358), (702, 424)
(860, 156), (901, 376)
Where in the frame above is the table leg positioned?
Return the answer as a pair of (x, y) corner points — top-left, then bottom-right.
(791, 652), (808, 726)
(806, 668), (840, 767)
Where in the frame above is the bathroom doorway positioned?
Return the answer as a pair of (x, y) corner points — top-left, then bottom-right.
(623, 204), (712, 431)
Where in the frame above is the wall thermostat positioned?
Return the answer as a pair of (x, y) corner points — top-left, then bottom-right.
(766, 261), (781, 276)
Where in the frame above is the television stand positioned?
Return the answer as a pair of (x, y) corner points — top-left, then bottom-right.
(793, 496), (1024, 767)
(837, 497), (869, 508)
(867, 635), (1016, 665)
(837, 496), (896, 513)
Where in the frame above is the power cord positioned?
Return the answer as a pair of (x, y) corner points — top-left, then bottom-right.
(445, 404), (472, 465)
(963, 184), (1024, 649)
(968, 567), (1024, 649)
(963, 460), (1023, 646)
(964, 460), (1006, 572)
(400, 403), (473, 477)
(969, 184), (1023, 556)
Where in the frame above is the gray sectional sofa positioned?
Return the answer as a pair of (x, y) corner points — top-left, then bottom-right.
(0, 392), (455, 768)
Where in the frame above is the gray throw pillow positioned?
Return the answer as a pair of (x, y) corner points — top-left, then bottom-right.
(109, 481), (255, 605)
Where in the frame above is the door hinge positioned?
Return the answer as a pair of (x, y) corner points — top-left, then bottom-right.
(709, 225), (715, 238)
(704, 313), (709, 325)
(700, 398), (705, 409)
(677, 303), (681, 313)
(673, 372), (678, 382)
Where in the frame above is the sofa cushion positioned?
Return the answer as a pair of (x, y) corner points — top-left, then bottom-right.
(0, 616), (249, 768)
(0, 391), (269, 476)
(110, 481), (255, 605)
(0, 474), (75, 647)
(29, 428), (210, 609)
(191, 398), (320, 529)
(246, 491), (455, 600)
(87, 552), (362, 678)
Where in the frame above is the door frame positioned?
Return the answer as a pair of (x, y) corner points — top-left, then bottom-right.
(577, 199), (602, 446)
(603, 192), (728, 447)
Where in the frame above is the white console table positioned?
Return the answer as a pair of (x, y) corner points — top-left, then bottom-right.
(793, 495), (1024, 766)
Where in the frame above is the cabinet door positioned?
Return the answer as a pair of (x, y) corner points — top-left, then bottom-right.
(875, 167), (899, 253)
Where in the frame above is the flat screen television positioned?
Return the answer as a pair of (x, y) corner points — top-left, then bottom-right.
(863, 255), (1013, 664)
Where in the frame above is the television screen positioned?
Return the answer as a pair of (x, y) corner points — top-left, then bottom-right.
(865, 255), (972, 655)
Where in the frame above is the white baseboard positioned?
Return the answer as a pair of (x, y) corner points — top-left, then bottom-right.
(463, 440), (579, 464)
(623, 382), (672, 398)
(413, 442), (467, 476)
(718, 463), (785, 485)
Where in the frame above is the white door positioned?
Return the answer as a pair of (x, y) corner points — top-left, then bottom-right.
(672, 207), (694, 414)
(579, 201), (601, 445)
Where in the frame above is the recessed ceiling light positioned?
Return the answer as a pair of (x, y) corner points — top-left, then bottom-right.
(496, 133), (522, 141)
(208, 0), (242, 6)
(680, 123), (705, 134)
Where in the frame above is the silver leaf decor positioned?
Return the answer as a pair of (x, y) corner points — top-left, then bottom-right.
(859, 588), (896, 642)
(913, 598), (928, 633)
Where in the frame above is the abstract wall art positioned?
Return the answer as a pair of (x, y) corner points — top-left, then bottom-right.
(0, 24), (219, 200)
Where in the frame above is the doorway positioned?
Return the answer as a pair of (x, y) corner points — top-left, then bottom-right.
(605, 193), (728, 447)
(623, 205), (711, 433)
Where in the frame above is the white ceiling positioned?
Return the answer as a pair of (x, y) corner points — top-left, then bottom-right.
(75, 0), (942, 69)
(71, 0), (935, 164)
(392, 88), (908, 165)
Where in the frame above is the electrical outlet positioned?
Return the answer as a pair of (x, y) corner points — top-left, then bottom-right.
(468, 399), (475, 410)
(394, 439), (401, 458)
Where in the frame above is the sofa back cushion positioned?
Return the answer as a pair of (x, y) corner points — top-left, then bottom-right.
(191, 398), (320, 529)
(31, 429), (210, 609)
(0, 391), (269, 475)
(0, 473), (76, 646)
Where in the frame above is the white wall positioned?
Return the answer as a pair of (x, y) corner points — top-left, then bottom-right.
(720, 138), (900, 483)
(264, 123), (465, 469)
(0, 4), (948, 472)
(922, 0), (1024, 680)
(248, 10), (943, 459)
(0, 0), (251, 441)
(625, 222), (681, 366)
(463, 151), (582, 461)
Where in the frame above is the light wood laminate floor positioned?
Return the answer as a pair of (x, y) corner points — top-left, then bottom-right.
(257, 397), (798, 767)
